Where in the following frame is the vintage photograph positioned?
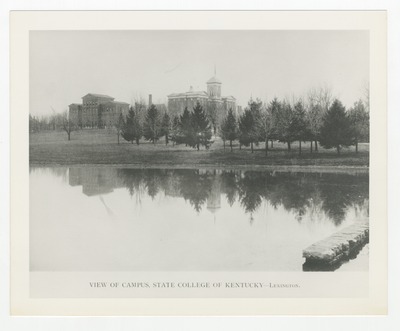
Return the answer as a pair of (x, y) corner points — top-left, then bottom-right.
(29, 30), (370, 278)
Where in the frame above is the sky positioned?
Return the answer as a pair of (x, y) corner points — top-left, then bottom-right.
(30, 30), (369, 116)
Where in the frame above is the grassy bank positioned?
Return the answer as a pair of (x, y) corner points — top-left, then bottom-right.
(29, 129), (369, 167)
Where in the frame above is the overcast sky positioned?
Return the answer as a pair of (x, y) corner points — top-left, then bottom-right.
(30, 30), (369, 116)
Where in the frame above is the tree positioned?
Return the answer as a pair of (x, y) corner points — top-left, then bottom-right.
(170, 116), (180, 146)
(115, 112), (125, 145)
(260, 102), (274, 156)
(160, 112), (171, 145)
(121, 107), (136, 144)
(122, 105), (144, 145)
(61, 110), (76, 141)
(143, 104), (162, 144)
(348, 100), (369, 153)
(319, 99), (353, 154)
(306, 86), (333, 151)
(238, 108), (258, 153)
(248, 99), (263, 143)
(190, 101), (213, 150)
(220, 108), (238, 152)
(306, 103), (324, 153)
(290, 101), (307, 155)
(178, 107), (193, 146)
(267, 98), (283, 148)
(29, 114), (40, 133)
(275, 101), (294, 150)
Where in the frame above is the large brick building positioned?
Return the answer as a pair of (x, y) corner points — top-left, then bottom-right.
(167, 73), (237, 126)
(69, 93), (129, 128)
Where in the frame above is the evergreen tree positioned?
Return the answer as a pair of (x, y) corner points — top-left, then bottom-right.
(143, 104), (162, 144)
(348, 100), (369, 153)
(122, 106), (142, 144)
(121, 107), (134, 143)
(160, 112), (171, 145)
(238, 108), (258, 153)
(190, 101), (213, 150)
(319, 99), (353, 154)
(220, 108), (238, 152)
(248, 99), (263, 143)
(178, 107), (194, 146)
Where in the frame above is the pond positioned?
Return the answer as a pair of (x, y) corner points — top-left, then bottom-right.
(30, 167), (369, 272)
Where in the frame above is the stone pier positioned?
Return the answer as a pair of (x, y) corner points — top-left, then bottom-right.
(303, 221), (369, 271)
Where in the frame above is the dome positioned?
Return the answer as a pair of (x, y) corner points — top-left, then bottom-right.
(207, 76), (221, 84)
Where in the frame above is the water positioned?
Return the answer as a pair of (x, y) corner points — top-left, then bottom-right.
(30, 167), (369, 272)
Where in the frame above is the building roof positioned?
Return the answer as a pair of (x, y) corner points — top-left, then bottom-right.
(83, 93), (115, 99)
(207, 76), (222, 84)
(168, 90), (208, 99)
(69, 103), (81, 106)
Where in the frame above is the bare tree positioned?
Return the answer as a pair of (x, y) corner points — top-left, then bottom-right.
(62, 110), (76, 141)
(306, 86), (334, 151)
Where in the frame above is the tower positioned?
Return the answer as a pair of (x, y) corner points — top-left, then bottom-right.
(206, 67), (222, 99)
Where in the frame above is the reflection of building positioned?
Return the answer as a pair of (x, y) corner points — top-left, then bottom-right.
(167, 71), (237, 122)
(69, 168), (124, 197)
(69, 93), (129, 128)
(207, 171), (222, 215)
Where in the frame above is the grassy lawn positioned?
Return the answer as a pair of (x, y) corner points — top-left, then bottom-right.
(29, 129), (369, 167)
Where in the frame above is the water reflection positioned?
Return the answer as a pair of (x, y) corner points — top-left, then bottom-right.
(61, 167), (369, 226)
(30, 167), (369, 272)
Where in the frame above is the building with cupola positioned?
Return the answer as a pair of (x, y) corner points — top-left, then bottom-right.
(167, 70), (237, 126)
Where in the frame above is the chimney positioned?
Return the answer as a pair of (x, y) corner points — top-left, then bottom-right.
(149, 94), (152, 106)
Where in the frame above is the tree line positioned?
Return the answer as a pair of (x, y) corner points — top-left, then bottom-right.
(117, 92), (369, 154)
(219, 96), (369, 155)
(29, 86), (369, 154)
(115, 168), (369, 224)
(118, 100), (213, 151)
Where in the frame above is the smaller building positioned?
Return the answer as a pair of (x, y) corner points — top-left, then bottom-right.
(69, 93), (129, 128)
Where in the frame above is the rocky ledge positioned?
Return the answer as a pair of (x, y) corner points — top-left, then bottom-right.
(303, 221), (369, 271)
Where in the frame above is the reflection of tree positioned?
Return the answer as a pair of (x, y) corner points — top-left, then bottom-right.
(144, 169), (163, 199)
(117, 169), (144, 198)
(318, 173), (369, 225)
(237, 171), (266, 215)
(178, 170), (213, 212)
(220, 170), (240, 206)
(61, 167), (369, 226)
(267, 173), (314, 222)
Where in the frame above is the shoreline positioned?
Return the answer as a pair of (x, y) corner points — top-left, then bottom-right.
(29, 162), (369, 173)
